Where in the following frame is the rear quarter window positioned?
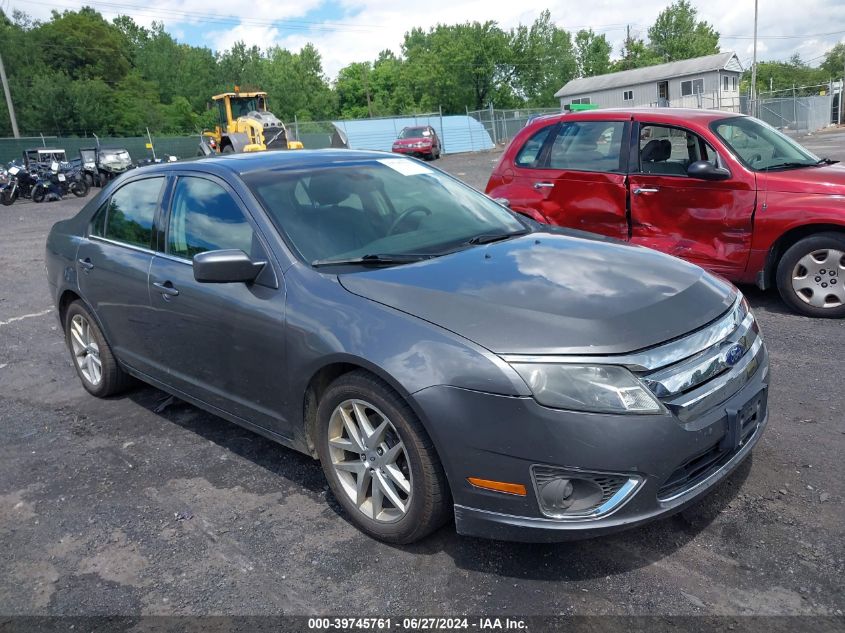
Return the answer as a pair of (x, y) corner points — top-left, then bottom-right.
(515, 125), (556, 168)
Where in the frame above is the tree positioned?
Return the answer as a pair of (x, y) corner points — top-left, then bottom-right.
(821, 43), (845, 79)
(574, 29), (611, 77)
(647, 0), (719, 62)
(614, 26), (660, 71)
(511, 10), (577, 106)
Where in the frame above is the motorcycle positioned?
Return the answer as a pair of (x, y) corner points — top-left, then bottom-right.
(31, 162), (83, 203)
(1, 162), (39, 206)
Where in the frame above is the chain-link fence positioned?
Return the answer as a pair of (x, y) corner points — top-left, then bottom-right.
(743, 83), (840, 134)
(467, 107), (560, 148)
(0, 135), (200, 165)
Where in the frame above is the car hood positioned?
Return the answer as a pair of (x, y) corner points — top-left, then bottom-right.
(338, 232), (737, 355)
(762, 163), (845, 195)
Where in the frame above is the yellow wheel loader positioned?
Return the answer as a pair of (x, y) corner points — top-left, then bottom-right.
(199, 90), (304, 155)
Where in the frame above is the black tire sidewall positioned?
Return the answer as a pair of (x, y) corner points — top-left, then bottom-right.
(316, 374), (440, 542)
(32, 186), (45, 203)
(776, 233), (845, 318)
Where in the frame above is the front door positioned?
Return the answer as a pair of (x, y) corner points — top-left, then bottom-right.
(510, 119), (630, 239)
(76, 176), (167, 374)
(145, 174), (290, 436)
(628, 122), (756, 278)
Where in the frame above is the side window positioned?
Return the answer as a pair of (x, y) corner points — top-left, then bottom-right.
(639, 125), (713, 176)
(167, 177), (254, 259)
(90, 200), (108, 237)
(547, 121), (625, 172)
(515, 125), (555, 168)
(105, 177), (164, 249)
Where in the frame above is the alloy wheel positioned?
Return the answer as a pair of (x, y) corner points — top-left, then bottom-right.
(791, 248), (845, 309)
(327, 399), (412, 523)
(69, 314), (102, 385)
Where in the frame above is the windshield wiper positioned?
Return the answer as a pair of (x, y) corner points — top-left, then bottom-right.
(815, 157), (839, 165)
(764, 161), (817, 170)
(466, 229), (531, 245)
(311, 253), (430, 267)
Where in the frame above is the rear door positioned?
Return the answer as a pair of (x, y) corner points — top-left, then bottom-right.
(508, 119), (630, 240)
(76, 175), (167, 374)
(628, 121), (756, 277)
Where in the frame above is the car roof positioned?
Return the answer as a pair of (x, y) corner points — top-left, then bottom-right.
(135, 149), (407, 178)
(538, 108), (745, 125)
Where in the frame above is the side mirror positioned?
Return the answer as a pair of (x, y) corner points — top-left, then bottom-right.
(492, 197), (511, 208)
(687, 160), (731, 181)
(193, 249), (265, 283)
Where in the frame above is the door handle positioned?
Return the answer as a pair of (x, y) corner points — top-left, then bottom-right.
(633, 187), (659, 195)
(153, 281), (179, 297)
(77, 257), (94, 270)
(533, 182), (555, 189)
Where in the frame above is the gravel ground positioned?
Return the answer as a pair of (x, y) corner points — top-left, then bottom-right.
(0, 134), (843, 619)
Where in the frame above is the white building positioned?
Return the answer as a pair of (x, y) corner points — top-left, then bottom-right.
(554, 52), (744, 112)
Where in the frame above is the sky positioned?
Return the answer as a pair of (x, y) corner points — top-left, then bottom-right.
(6, 0), (845, 80)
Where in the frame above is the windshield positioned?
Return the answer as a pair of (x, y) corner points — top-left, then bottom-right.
(243, 158), (526, 266)
(711, 116), (819, 170)
(399, 127), (430, 139)
(230, 96), (265, 118)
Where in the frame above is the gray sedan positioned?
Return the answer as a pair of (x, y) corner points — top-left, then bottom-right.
(45, 150), (769, 543)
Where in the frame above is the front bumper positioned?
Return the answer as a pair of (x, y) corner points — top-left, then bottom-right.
(392, 146), (431, 155)
(412, 345), (769, 542)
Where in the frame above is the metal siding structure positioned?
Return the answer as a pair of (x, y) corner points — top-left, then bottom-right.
(556, 52), (743, 112)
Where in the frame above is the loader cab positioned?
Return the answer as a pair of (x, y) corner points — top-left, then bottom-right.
(213, 91), (269, 132)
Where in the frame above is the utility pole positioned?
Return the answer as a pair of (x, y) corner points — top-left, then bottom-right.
(0, 51), (20, 138)
(750, 0), (758, 116)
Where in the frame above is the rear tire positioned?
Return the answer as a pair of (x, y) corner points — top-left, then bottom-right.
(1, 189), (17, 206)
(64, 301), (132, 397)
(316, 370), (451, 543)
(71, 179), (89, 197)
(775, 232), (845, 318)
(32, 185), (45, 203)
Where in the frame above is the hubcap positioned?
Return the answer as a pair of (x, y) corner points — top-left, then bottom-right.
(327, 399), (412, 523)
(791, 248), (845, 309)
(69, 314), (102, 385)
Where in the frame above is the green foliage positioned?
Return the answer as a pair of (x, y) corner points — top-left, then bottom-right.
(0, 3), (841, 138)
(574, 29), (612, 77)
(647, 0), (720, 62)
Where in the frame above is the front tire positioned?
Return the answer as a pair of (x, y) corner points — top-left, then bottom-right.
(1, 189), (17, 206)
(64, 301), (132, 397)
(32, 185), (46, 203)
(316, 371), (451, 543)
(776, 232), (845, 318)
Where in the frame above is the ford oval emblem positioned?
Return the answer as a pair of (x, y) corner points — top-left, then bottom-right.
(725, 344), (745, 367)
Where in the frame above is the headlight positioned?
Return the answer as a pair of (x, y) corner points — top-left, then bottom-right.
(510, 363), (665, 414)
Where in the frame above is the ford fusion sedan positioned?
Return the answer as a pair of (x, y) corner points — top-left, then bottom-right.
(46, 150), (769, 543)
(487, 108), (845, 318)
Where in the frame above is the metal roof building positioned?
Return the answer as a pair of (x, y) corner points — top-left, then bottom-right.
(554, 52), (743, 112)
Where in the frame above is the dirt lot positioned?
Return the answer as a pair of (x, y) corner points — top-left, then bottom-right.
(0, 138), (843, 620)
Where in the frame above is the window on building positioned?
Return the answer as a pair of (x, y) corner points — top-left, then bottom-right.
(681, 78), (705, 97)
(732, 76), (738, 91)
(723, 76), (729, 91)
(623, 90), (633, 101)
(570, 97), (592, 105)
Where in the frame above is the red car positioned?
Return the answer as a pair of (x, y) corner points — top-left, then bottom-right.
(392, 125), (441, 160)
(486, 108), (845, 318)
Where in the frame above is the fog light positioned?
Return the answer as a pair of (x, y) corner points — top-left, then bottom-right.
(532, 465), (642, 520)
(539, 477), (574, 511)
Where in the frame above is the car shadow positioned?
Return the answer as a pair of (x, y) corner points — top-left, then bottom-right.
(737, 284), (794, 317)
(125, 384), (751, 582)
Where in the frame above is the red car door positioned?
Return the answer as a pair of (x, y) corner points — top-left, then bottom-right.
(628, 121), (757, 278)
(497, 118), (630, 240)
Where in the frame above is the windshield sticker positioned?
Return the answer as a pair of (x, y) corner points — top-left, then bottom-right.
(378, 158), (433, 176)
